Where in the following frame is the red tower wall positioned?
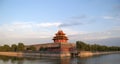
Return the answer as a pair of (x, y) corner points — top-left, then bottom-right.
(54, 40), (67, 43)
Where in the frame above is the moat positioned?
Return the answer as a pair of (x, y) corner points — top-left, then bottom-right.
(0, 53), (120, 64)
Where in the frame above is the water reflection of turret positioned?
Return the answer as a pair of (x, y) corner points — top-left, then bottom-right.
(60, 57), (70, 64)
(60, 57), (80, 64)
(17, 58), (24, 64)
(70, 58), (78, 64)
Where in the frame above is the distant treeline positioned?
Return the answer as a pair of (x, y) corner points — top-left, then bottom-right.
(0, 43), (25, 52)
(76, 41), (120, 52)
(0, 43), (36, 52)
(0, 41), (120, 52)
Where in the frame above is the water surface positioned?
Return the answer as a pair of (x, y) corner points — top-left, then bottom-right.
(0, 53), (120, 64)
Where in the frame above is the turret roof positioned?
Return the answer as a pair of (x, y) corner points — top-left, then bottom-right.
(53, 30), (68, 40)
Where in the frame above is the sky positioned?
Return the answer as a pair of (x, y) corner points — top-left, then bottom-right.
(0, 0), (120, 46)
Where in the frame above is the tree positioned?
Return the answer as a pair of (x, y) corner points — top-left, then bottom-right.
(2, 45), (11, 51)
(76, 41), (88, 51)
(27, 46), (36, 51)
(0, 46), (4, 51)
(39, 47), (47, 51)
(17, 43), (25, 51)
(76, 41), (120, 52)
(11, 44), (17, 52)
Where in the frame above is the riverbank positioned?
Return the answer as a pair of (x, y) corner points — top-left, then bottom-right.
(0, 52), (70, 57)
(78, 51), (120, 57)
(0, 51), (120, 57)
(0, 52), (23, 57)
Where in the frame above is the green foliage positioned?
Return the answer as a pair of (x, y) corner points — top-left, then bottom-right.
(17, 43), (25, 51)
(76, 41), (91, 51)
(3, 45), (11, 51)
(0, 42), (25, 52)
(27, 46), (36, 51)
(39, 47), (47, 51)
(76, 41), (120, 52)
(76, 41), (87, 51)
(11, 44), (17, 52)
(0, 45), (11, 51)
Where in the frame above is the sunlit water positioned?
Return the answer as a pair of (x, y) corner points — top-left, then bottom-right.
(0, 53), (120, 64)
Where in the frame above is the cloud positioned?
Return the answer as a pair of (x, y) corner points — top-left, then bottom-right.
(0, 22), (33, 32)
(68, 27), (120, 46)
(0, 21), (86, 45)
(103, 15), (120, 21)
(58, 15), (95, 27)
(84, 37), (120, 46)
(0, 21), (81, 40)
(0, 21), (120, 46)
(61, 28), (86, 35)
(59, 22), (83, 27)
(103, 4), (120, 22)
(0, 22), (61, 31)
(103, 16), (114, 19)
(0, 22), (62, 39)
(103, 4), (120, 21)
(36, 22), (61, 27)
(69, 26), (120, 42)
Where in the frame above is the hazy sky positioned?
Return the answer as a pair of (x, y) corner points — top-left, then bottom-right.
(0, 0), (120, 45)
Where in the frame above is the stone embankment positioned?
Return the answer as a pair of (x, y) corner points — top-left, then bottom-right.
(0, 52), (70, 57)
(0, 51), (120, 57)
(78, 51), (93, 57)
(78, 51), (120, 57)
(24, 52), (71, 57)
